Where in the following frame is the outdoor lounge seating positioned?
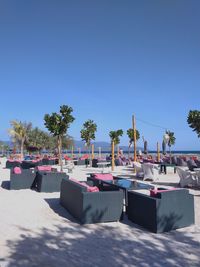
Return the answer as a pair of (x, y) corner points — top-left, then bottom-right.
(177, 157), (188, 167)
(10, 168), (36, 190)
(187, 159), (198, 171)
(127, 188), (194, 233)
(177, 167), (198, 188)
(60, 178), (123, 224)
(35, 170), (69, 192)
(75, 159), (86, 166)
(142, 163), (159, 181)
(133, 161), (144, 178)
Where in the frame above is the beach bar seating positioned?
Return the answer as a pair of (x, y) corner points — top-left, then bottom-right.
(10, 167), (36, 190)
(60, 178), (123, 224)
(127, 188), (194, 233)
(35, 167), (69, 192)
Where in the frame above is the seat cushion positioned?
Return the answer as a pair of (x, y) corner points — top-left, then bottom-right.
(13, 167), (22, 174)
(70, 178), (99, 192)
(93, 173), (113, 181)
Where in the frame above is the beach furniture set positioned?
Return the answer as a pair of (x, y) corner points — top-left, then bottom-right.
(60, 173), (195, 233)
(7, 157), (196, 233)
(9, 164), (69, 192)
(6, 157), (59, 169)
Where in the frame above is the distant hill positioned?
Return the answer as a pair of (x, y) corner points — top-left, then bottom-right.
(1, 140), (143, 152)
(73, 140), (143, 152)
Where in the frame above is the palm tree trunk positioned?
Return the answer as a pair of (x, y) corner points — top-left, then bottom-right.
(169, 145), (171, 164)
(21, 139), (24, 160)
(89, 145), (92, 167)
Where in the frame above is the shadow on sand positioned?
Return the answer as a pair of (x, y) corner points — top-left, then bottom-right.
(3, 197), (200, 267)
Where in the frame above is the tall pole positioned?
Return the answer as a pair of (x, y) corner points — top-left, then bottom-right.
(111, 141), (115, 171)
(91, 144), (94, 160)
(157, 142), (160, 162)
(132, 115), (137, 161)
(98, 147), (101, 159)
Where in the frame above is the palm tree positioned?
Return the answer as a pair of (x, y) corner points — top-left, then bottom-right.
(109, 129), (123, 152)
(165, 130), (176, 162)
(9, 120), (32, 159)
(127, 129), (140, 158)
(80, 120), (97, 164)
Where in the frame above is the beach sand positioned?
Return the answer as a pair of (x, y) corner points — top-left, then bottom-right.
(0, 158), (199, 267)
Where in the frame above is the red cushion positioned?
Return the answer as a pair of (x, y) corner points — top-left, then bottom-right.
(150, 188), (178, 197)
(37, 166), (52, 171)
(13, 167), (22, 174)
(70, 178), (99, 192)
(93, 173), (113, 181)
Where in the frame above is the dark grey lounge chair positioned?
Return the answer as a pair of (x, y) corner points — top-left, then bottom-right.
(127, 189), (194, 233)
(35, 171), (69, 192)
(187, 159), (198, 171)
(74, 159), (86, 166)
(177, 158), (187, 167)
(60, 179), (123, 224)
(10, 168), (36, 190)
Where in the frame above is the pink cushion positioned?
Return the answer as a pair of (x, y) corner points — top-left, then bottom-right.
(93, 173), (113, 181)
(150, 188), (178, 197)
(37, 166), (52, 171)
(13, 167), (22, 174)
(70, 178), (99, 192)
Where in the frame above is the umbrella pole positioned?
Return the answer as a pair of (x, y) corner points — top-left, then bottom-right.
(157, 142), (160, 162)
(99, 147), (101, 159)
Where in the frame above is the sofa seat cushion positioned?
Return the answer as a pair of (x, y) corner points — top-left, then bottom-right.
(37, 166), (52, 171)
(13, 167), (22, 174)
(70, 178), (99, 192)
(150, 188), (178, 197)
(93, 173), (113, 181)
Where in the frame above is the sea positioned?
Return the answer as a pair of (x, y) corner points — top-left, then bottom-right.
(69, 150), (200, 156)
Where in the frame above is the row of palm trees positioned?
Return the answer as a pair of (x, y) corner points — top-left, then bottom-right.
(7, 105), (176, 163)
(8, 121), (73, 159)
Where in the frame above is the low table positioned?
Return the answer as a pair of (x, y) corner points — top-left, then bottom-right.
(101, 178), (154, 207)
(160, 163), (176, 174)
(97, 162), (111, 173)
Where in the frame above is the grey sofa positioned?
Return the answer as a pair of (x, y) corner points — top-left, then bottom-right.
(60, 179), (123, 224)
(10, 168), (36, 190)
(35, 171), (69, 192)
(6, 160), (21, 169)
(127, 189), (194, 233)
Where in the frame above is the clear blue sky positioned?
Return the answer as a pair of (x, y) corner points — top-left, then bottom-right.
(0, 0), (200, 150)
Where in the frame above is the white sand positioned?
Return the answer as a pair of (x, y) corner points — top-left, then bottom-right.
(0, 158), (199, 267)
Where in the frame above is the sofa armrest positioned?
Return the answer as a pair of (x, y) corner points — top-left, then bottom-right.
(127, 191), (158, 232)
(81, 191), (123, 224)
